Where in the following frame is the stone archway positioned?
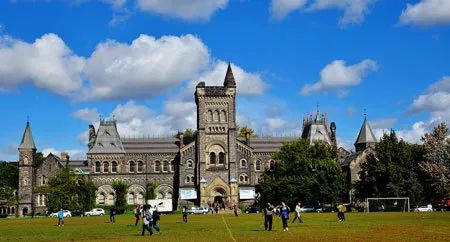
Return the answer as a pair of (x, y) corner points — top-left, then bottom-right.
(211, 187), (227, 208)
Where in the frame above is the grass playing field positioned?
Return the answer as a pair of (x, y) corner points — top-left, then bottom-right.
(0, 212), (449, 242)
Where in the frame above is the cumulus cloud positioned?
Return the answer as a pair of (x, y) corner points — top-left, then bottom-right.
(269, 0), (375, 25)
(0, 34), (85, 96)
(136, 0), (229, 21)
(300, 59), (377, 96)
(270, 0), (308, 20)
(73, 108), (100, 123)
(409, 76), (450, 113)
(399, 0), (450, 27)
(371, 118), (397, 130)
(82, 34), (209, 100)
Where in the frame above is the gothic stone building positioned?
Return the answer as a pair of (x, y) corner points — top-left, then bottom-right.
(16, 64), (374, 216)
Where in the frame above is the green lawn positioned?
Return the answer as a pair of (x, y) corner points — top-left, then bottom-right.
(0, 212), (449, 242)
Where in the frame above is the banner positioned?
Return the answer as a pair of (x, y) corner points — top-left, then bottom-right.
(179, 188), (197, 200)
(239, 187), (255, 200)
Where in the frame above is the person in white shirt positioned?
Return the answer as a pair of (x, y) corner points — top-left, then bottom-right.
(292, 202), (303, 224)
(141, 205), (152, 236)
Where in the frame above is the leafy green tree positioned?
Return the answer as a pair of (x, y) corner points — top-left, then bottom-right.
(44, 167), (97, 212)
(259, 139), (344, 207)
(237, 126), (257, 138)
(0, 162), (18, 188)
(33, 152), (45, 168)
(146, 182), (158, 200)
(420, 123), (450, 201)
(111, 180), (128, 212)
(354, 130), (424, 205)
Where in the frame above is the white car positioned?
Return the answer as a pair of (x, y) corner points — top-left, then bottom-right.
(186, 207), (209, 214)
(414, 206), (433, 212)
(84, 208), (105, 216)
(300, 205), (316, 212)
(49, 210), (72, 217)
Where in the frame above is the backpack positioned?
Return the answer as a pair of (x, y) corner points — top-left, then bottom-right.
(152, 211), (160, 221)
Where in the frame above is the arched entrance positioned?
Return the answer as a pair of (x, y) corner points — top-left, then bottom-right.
(22, 207), (28, 216)
(211, 187), (227, 209)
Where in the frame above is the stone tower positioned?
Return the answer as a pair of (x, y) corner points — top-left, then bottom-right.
(195, 64), (238, 207)
(301, 109), (335, 146)
(354, 115), (377, 152)
(17, 121), (36, 217)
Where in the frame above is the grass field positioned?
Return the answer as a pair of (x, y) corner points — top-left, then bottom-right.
(0, 212), (449, 242)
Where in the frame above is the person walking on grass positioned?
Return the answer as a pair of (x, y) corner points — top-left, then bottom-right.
(110, 207), (116, 223)
(292, 202), (303, 224)
(233, 203), (239, 216)
(182, 206), (188, 223)
(337, 203), (346, 222)
(57, 208), (64, 227)
(134, 205), (141, 226)
(279, 202), (290, 232)
(264, 203), (274, 231)
(141, 205), (152, 236)
(150, 206), (162, 235)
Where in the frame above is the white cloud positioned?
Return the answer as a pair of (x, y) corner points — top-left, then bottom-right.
(337, 138), (354, 151)
(270, 0), (308, 20)
(0, 33), (85, 96)
(399, 0), (450, 27)
(371, 118), (397, 130)
(136, 0), (229, 21)
(82, 34), (209, 100)
(73, 108), (100, 123)
(409, 76), (450, 113)
(346, 106), (356, 117)
(300, 59), (377, 96)
(101, 0), (127, 8)
(269, 0), (375, 25)
(308, 0), (375, 26)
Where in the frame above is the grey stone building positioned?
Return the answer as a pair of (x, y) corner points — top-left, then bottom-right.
(16, 64), (373, 216)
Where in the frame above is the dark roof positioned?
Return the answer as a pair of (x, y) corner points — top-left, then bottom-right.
(19, 122), (36, 150)
(355, 118), (377, 145)
(204, 86), (228, 96)
(339, 152), (361, 167)
(247, 137), (297, 153)
(122, 137), (179, 153)
(68, 160), (89, 172)
(223, 63), (236, 87)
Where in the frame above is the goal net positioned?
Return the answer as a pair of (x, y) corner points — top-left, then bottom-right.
(365, 197), (410, 212)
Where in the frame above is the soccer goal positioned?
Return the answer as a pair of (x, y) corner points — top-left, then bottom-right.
(365, 197), (410, 212)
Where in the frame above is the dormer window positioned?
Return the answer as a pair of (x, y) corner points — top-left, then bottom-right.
(104, 130), (111, 136)
(98, 143), (104, 147)
(110, 143), (116, 147)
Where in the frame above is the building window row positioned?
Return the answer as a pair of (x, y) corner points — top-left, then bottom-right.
(206, 110), (227, 122)
(210, 152), (225, 165)
(94, 161), (118, 173)
(185, 175), (195, 184)
(239, 174), (249, 184)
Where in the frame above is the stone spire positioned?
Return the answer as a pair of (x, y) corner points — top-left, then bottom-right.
(354, 115), (377, 152)
(19, 121), (36, 150)
(223, 63), (236, 87)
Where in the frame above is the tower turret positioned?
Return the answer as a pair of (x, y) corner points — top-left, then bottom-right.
(18, 121), (37, 217)
(354, 114), (377, 152)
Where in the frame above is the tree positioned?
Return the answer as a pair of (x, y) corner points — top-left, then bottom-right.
(420, 123), (450, 201)
(146, 182), (158, 200)
(111, 180), (128, 213)
(43, 167), (97, 212)
(354, 130), (424, 205)
(259, 139), (344, 208)
(0, 162), (18, 188)
(237, 126), (257, 138)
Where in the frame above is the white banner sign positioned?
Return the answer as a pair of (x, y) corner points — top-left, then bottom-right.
(239, 187), (255, 200)
(180, 188), (197, 200)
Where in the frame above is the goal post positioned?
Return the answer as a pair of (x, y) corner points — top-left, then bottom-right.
(365, 197), (410, 212)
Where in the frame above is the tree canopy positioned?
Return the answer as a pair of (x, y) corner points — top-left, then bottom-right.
(259, 139), (344, 208)
(111, 180), (128, 212)
(237, 126), (257, 138)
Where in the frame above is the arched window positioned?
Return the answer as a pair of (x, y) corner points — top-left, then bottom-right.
(210, 152), (216, 165)
(166, 192), (173, 199)
(129, 161), (136, 173)
(239, 174), (249, 184)
(127, 193), (135, 205)
(163, 161), (169, 172)
(213, 110), (219, 122)
(207, 110), (213, 122)
(103, 162), (109, 173)
(220, 110), (226, 122)
(137, 193), (144, 205)
(154, 161), (161, 172)
(41, 175), (47, 185)
(186, 160), (193, 168)
(218, 152), (225, 165)
(137, 161), (144, 173)
(170, 160), (175, 172)
(23, 156), (29, 165)
(240, 159), (247, 168)
(255, 160), (261, 171)
(239, 175), (244, 182)
(95, 161), (101, 173)
(108, 193), (115, 205)
(186, 176), (191, 183)
(111, 161), (118, 173)
(98, 193), (105, 205)
(157, 192), (164, 199)
(269, 160), (275, 171)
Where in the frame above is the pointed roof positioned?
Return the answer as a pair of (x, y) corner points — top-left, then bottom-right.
(355, 117), (377, 145)
(87, 120), (125, 154)
(223, 63), (236, 87)
(19, 121), (36, 150)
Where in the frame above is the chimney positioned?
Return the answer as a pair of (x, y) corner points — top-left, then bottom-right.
(61, 152), (70, 166)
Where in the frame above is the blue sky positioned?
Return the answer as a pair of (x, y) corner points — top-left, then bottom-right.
(0, 0), (449, 160)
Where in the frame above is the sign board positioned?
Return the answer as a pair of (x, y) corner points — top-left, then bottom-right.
(179, 188), (197, 200)
(147, 199), (173, 212)
(239, 187), (255, 200)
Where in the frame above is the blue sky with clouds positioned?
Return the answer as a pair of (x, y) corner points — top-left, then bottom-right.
(0, 0), (449, 160)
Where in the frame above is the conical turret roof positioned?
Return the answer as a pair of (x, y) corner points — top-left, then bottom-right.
(19, 121), (36, 150)
(223, 63), (236, 87)
(355, 117), (377, 145)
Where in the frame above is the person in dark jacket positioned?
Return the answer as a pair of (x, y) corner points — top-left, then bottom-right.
(182, 206), (188, 223)
(279, 202), (290, 231)
(134, 205), (141, 226)
(109, 207), (116, 223)
(264, 203), (274, 231)
(150, 206), (161, 234)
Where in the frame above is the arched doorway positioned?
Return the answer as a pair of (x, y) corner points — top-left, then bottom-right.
(22, 207), (28, 216)
(211, 187), (227, 209)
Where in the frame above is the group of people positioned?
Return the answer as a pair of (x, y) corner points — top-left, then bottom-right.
(133, 205), (162, 236)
